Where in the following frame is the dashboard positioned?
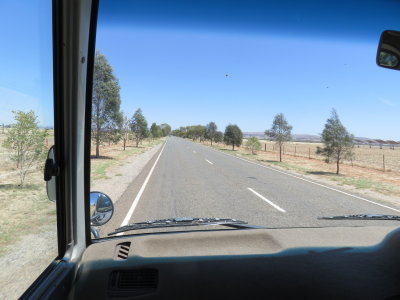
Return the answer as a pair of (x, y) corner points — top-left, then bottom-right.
(71, 226), (400, 299)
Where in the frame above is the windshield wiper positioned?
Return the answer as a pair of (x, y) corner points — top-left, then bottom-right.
(318, 214), (400, 221)
(108, 217), (265, 236)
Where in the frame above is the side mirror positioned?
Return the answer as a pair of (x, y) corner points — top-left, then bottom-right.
(377, 30), (400, 70)
(44, 146), (58, 202)
(90, 191), (114, 226)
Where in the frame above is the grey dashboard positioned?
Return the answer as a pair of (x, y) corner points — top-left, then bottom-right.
(71, 226), (400, 299)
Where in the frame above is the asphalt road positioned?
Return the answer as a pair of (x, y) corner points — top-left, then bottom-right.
(101, 137), (400, 236)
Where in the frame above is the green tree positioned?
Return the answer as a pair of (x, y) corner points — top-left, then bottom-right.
(224, 124), (243, 150)
(316, 109), (354, 174)
(3, 111), (48, 186)
(150, 123), (162, 139)
(213, 131), (223, 144)
(206, 122), (218, 145)
(92, 51), (122, 157)
(265, 113), (292, 162)
(245, 137), (262, 154)
(131, 108), (148, 147)
(160, 123), (171, 137)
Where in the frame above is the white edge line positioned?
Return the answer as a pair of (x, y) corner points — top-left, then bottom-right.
(198, 142), (400, 213)
(205, 159), (214, 165)
(248, 187), (286, 213)
(116, 141), (168, 236)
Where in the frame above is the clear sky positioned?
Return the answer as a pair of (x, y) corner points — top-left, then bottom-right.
(94, 0), (400, 140)
(0, 0), (53, 127)
(1, 0), (400, 140)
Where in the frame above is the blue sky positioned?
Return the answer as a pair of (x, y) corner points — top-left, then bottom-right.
(0, 0), (53, 127)
(1, 0), (400, 140)
(96, 28), (400, 139)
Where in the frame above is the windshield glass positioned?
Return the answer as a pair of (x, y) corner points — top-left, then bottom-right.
(90, 0), (400, 238)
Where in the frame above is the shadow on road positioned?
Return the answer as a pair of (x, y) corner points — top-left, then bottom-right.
(90, 155), (114, 160)
(306, 171), (341, 176)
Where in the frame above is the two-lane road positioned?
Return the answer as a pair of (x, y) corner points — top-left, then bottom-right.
(102, 137), (400, 235)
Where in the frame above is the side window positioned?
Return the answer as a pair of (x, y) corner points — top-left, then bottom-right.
(0, 1), (57, 299)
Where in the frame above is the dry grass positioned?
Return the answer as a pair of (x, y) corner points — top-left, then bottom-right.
(253, 140), (400, 172)
(0, 132), (162, 256)
(0, 171), (56, 256)
(90, 138), (164, 181)
(203, 140), (400, 198)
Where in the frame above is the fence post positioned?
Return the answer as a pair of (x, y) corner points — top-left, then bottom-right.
(264, 143), (266, 152)
(309, 148), (311, 159)
(383, 154), (385, 172)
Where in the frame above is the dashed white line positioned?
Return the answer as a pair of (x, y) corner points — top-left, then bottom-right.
(205, 159), (214, 165)
(248, 187), (286, 213)
(201, 144), (400, 213)
(117, 141), (168, 235)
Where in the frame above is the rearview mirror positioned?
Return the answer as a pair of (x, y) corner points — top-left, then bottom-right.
(377, 30), (400, 70)
(90, 191), (114, 226)
(44, 146), (58, 202)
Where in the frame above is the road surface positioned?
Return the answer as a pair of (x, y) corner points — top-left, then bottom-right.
(101, 137), (400, 236)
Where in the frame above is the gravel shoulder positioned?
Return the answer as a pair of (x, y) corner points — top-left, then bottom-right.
(91, 142), (163, 203)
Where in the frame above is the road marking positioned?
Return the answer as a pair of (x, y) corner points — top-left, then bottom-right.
(193, 150), (196, 154)
(205, 159), (214, 165)
(117, 141), (168, 235)
(248, 187), (286, 213)
(200, 143), (400, 213)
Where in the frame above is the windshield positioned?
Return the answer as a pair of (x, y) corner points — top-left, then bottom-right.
(90, 0), (400, 238)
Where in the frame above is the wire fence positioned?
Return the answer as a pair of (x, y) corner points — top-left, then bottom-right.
(258, 141), (400, 172)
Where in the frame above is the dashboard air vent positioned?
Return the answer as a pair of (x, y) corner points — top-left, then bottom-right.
(114, 242), (131, 260)
(108, 269), (158, 297)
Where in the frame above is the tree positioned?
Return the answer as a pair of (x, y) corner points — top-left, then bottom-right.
(245, 137), (262, 154)
(121, 113), (131, 150)
(316, 109), (354, 174)
(214, 131), (223, 144)
(206, 122), (218, 146)
(224, 124), (243, 150)
(150, 123), (162, 139)
(160, 123), (171, 137)
(3, 111), (48, 186)
(265, 113), (292, 162)
(131, 108), (148, 147)
(92, 51), (122, 157)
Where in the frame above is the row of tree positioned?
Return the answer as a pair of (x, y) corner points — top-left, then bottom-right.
(172, 110), (354, 174)
(91, 51), (170, 157)
(171, 123), (244, 150)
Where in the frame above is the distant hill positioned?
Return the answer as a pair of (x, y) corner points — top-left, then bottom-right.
(243, 132), (322, 142)
(242, 133), (398, 144)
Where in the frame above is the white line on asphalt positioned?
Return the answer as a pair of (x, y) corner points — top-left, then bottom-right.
(205, 159), (214, 165)
(117, 141), (168, 236)
(248, 188), (286, 213)
(201, 144), (400, 213)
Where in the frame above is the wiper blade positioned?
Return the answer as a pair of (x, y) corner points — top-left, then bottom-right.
(318, 214), (400, 221)
(108, 217), (264, 236)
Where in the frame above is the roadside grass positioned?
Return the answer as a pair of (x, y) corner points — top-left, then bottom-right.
(0, 174), (56, 256)
(329, 176), (398, 194)
(90, 138), (164, 182)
